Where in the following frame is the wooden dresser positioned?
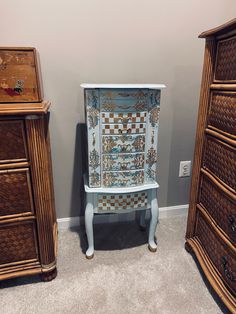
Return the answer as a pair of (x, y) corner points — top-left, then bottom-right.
(0, 102), (57, 281)
(185, 19), (236, 312)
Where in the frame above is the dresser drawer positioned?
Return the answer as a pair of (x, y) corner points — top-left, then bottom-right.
(214, 36), (236, 82)
(0, 220), (39, 266)
(199, 174), (236, 246)
(102, 170), (144, 187)
(102, 123), (146, 135)
(203, 136), (236, 191)
(102, 135), (145, 154)
(102, 153), (144, 171)
(0, 168), (34, 218)
(0, 120), (28, 163)
(208, 91), (236, 137)
(97, 191), (148, 212)
(195, 211), (236, 295)
(101, 112), (147, 124)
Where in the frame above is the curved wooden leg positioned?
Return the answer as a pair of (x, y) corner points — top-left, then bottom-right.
(185, 241), (193, 254)
(41, 268), (57, 282)
(85, 193), (94, 259)
(148, 188), (159, 252)
(139, 209), (146, 231)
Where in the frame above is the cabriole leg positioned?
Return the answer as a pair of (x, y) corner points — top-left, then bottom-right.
(85, 193), (94, 259)
(148, 188), (159, 252)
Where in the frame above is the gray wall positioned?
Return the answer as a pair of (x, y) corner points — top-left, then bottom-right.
(1, 1), (236, 218)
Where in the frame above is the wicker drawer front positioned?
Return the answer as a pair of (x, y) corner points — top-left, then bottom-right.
(101, 112), (147, 124)
(208, 92), (236, 136)
(0, 221), (38, 265)
(214, 36), (236, 82)
(103, 170), (144, 187)
(97, 191), (148, 212)
(0, 168), (34, 218)
(0, 120), (28, 163)
(199, 174), (236, 245)
(102, 135), (145, 154)
(102, 153), (144, 171)
(196, 211), (236, 294)
(203, 136), (236, 191)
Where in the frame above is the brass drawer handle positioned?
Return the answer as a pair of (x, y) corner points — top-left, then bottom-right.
(118, 128), (131, 134)
(117, 144), (131, 152)
(118, 161), (130, 170)
(118, 117), (131, 123)
(229, 215), (236, 233)
(221, 256), (236, 282)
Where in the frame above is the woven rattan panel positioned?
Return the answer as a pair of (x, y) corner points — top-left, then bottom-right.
(0, 169), (33, 217)
(0, 222), (38, 265)
(208, 92), (236, 136)
(215, 36), (236, 81)
(199, 175), (236, 246)
(203, 136), (236, 191)
(0, 120), (27, 162)
(196, 212), (236, 295)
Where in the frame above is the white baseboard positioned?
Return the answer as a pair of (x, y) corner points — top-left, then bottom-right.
(57, 204), (189, 230)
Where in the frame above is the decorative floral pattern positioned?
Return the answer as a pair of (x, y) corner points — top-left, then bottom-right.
(102, 153), (144, 171)
(90, 172), (100, 187)
(87, 107), (99, 129)
(133, 135), (145, 151)
(146, 147), (157, 166)
(149, 107), (160, 127)
(89, 149), (99, 169)
(103, 170), (144, 187)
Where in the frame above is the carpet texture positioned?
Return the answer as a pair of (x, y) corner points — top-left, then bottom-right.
(0, 215), (229, 314)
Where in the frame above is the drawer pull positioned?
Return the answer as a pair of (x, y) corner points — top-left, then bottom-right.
(229, 215), (236, 233)
(221, 256), (236, 282)
(118, 117), (131, 123)
(118, 161), (130, 170)
(118, 128), (132, 134)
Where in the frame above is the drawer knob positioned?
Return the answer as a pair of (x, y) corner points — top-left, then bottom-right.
(229, 215), (236, 233)
(118, 128), (131, 134)
(118, 144), (131, 152)
(221, 256), (236, 282)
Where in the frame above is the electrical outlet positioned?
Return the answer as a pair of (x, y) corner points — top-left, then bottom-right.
(179, 161), (191, 177)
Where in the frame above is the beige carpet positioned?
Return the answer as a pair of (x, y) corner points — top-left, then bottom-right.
(0, 215), (229, 314)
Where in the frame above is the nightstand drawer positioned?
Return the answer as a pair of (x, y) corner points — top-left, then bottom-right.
(102, 135), (145, 154)
(203, 135), (236, 192)
(214, 36), (236, 82)
(103, 170), (144, 187)
(0, 120), (28, 163)
(101, 112), (147, 124)
(196, 211), (236, 295)
(102, 123), (146, 135)
(102, 153), (144, 171)
(97, 191), (148, 212)
(0, 220), (39, 266)
(0, 168), (34, 218)
(208, 91), (236, 137)
(199, 174), (236, 246)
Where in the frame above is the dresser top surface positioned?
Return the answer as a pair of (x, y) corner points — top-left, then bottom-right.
(80, 83), (166, 89)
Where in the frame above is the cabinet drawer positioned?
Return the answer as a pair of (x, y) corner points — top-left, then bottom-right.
(0, 120), (28, 163)
(208, 91), (236, 137)
(103, 170), (144, 187)
(102, 123), (146, 135)
(214, 36), (236, 82)
(196, 211), (236, 295)
(0, 220), (39, 266)
(0, 168), (34, 218)
(102, 135), (145, 154)
(203, 136), (236, 191)
(97, 191), (148, 212)
(199, 174), (236, 246)
(101, 112), (147, 124)
(102, 153), (144, 171)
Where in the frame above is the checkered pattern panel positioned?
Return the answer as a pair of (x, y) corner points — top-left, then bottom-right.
(98, 192), (148, 211)
(101, 112), (147, 124)
(102, 123), (146, 135)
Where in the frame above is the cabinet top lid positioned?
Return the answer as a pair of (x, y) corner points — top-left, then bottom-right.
(199, 18), (236, 38)
(80, 83), (166, 89)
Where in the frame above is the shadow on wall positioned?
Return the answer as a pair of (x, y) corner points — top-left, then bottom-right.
(70, 123), (87, 218)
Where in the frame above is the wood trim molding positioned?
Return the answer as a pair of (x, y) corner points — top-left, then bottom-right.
(186, 38), (216, 238)
(25, 115), (56, 267)
(199, 18), (236, 38)
(0, 101), (50, 116)
(206, 128), (236, 146)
